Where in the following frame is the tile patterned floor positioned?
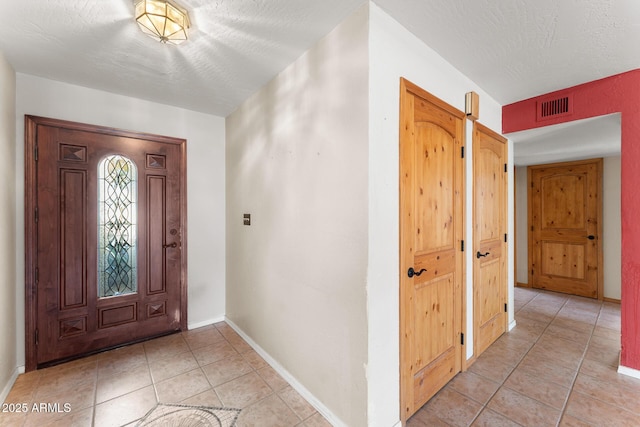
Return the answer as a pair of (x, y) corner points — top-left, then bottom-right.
(0, 322), (331, 427)
(408, 287), (640, 427)
(2, 288), (638, 426)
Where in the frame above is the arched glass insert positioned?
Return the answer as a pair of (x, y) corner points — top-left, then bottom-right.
(98, 155), (138, 297)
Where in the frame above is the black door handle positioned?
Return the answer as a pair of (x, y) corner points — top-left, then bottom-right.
(476, 251), (490, 259)
(162, 242), (178, 248)
(408, 267), (427, 278)
(587, 235), (595, 240)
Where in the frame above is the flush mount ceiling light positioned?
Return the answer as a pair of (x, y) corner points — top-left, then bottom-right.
(135, 0), (190, 45)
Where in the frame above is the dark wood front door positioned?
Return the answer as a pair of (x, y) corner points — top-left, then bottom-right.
(25, 116), (187, 369)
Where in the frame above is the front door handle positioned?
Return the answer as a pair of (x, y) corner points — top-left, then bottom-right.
(162, 242), (178, 249)
(476, 251), (490, 259)
(408, 267), (427, 278)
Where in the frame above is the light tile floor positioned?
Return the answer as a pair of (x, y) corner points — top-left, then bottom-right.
(408, 287), (640, 427)
(2, 288), (638, 427)
(0, 322), (331, 427)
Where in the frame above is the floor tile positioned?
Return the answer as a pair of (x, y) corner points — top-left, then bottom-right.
(422, 387), (483, 427)
(407, 407), (450, 427)
(143, 333), (190, 362)
(488, 387), (561, 426)
(236, 393), (299, 426)
(94, 385), (157, 427)
(299, 412), (333, 427)
(214, 372), (273, 409)
(565, 391), (640, 426)
(503, 368), (570, 409)
(573, 372), (640, 414)
(242, 349), (268, 370)
(279, 386), (315, 420)
(201, 353), (253, 387)
(96, 366), (152, 403)
(183, 327), (225, 351)
(516, 353), (577, 388)
(97, 343), (147, 378)
(191, 340), (238, 366)
(148, 350), (198, 383)
(471, 408), (521, 427)
(447, 371), (500, 405)
(257, 365), (289, 392)
(155, 368), (212, 403)
(179, 389), (223, 407)
(558, 414), (594, 427)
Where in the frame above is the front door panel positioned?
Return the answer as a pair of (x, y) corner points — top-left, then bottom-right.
(28, 117), (186, 367)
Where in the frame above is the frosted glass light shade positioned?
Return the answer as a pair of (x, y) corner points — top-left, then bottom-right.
(135, 0), (190, 45)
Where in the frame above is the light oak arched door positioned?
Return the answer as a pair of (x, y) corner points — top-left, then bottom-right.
(528, 159), (602, 299)
(399, 79), (465, 422)
(473, 122), (508, 357)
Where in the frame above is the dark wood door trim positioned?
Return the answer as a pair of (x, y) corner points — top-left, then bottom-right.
(24, 115), (188, 371)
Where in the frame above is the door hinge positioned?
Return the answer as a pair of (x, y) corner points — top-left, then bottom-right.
(504, 233), (508, 243)
(34, 144), (38, 161)
(35, 207), (38, 223)
(460, 333), (465, 346)
(35, 329), (39, 346)
(531, 269), (535, 276)
(461, 146), (465, 158)
(461, 240), (465, 252)
(35, 267), (39, 283)
(504, 163), (508, 172)
(504, 303), (508, 313)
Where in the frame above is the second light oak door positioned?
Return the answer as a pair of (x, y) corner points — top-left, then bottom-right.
(473, 122), (508, 357)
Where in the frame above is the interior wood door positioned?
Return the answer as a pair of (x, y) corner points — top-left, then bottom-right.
(399, 79), (464, 422)
(473, 122), (507, 357)
(528, 159), (603, 299)
(25, 116), (187, 369)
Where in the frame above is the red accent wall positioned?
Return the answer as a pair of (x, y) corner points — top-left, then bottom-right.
(503, 69), (640, 371)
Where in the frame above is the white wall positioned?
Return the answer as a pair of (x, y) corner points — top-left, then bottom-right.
(514, 156), (621, 300)
(14, 74), (226, 367)
(367, 3), (506, 425)
(0, 51), (17, 402)
(225, 6), (369, 427)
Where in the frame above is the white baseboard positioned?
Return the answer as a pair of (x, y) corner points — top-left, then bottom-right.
(188, 316), (225, 331)
(1, 366), (24, 404)
(508, 319), (517, 332)
(618, 364), (640, 380)
(224, 317), (347, 427)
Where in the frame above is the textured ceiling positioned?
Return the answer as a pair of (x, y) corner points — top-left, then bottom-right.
(374, 0), (640, 106)
(1, 0), (638, 121)
(0, 0), (366, 116)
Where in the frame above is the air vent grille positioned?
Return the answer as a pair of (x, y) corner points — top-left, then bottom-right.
(536, 94), (573, 121)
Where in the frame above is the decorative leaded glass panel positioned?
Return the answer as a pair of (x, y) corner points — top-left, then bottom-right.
(98, 155), (138, 297)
